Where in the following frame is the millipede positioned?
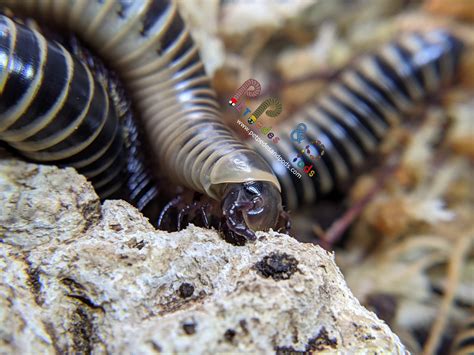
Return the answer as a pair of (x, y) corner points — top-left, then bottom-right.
(0, 1), (465, 242)
(0, 14), (130, 199)
(0, 10), (159, 211)
(249, 31), (463, 210)
(0, 0), (283, 241)
(451, 316), (474, 355)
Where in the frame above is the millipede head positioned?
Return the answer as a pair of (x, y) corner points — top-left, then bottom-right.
(221, 181), (283, 242)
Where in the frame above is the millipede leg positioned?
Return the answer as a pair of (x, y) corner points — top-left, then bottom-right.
(199, 204), (211, 229)
(276, 210), (292, 233)
(223, 200), (256, 241)
(157, 195), (183, 229)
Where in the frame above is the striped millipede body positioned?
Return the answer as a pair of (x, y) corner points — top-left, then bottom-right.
(0, 13), (159, 210)
(0, 0), (283, 241)
(0, 14), (129, 199)
(66, 37), (160, 210)
(452, 316), (474, 355)
(250, 31), (463, 211)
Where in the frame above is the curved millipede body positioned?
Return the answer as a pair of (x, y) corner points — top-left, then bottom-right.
(250, 30), (463, 210)
(0, 14), (126, 198)
(0, 0), (282, 240)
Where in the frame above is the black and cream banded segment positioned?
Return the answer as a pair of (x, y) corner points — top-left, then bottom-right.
(452, 316), (474, 355)
(68, 35), (160, 212)
(1, 0), (281, 203)
(252, 30), (463, 210)
(0, 13), (126, 198)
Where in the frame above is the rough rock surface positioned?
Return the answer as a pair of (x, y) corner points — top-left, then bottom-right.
(0, 158), (407, 354)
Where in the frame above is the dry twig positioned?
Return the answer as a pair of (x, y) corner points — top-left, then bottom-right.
(422, 234), (472, 355)
(319, 156), (400, 249)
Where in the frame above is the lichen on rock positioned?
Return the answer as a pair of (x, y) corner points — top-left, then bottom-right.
(0, 159), (407, 354)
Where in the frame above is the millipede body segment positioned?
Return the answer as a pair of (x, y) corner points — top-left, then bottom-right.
(0, 14), (126, 198)
(452, 316), (474, 355)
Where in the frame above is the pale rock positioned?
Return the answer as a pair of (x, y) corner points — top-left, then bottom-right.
(0, 159), (407, 354)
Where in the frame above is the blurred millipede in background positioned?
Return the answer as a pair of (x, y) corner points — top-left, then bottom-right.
(248, 31), (463, 210)
(451, 316), (474, 355)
